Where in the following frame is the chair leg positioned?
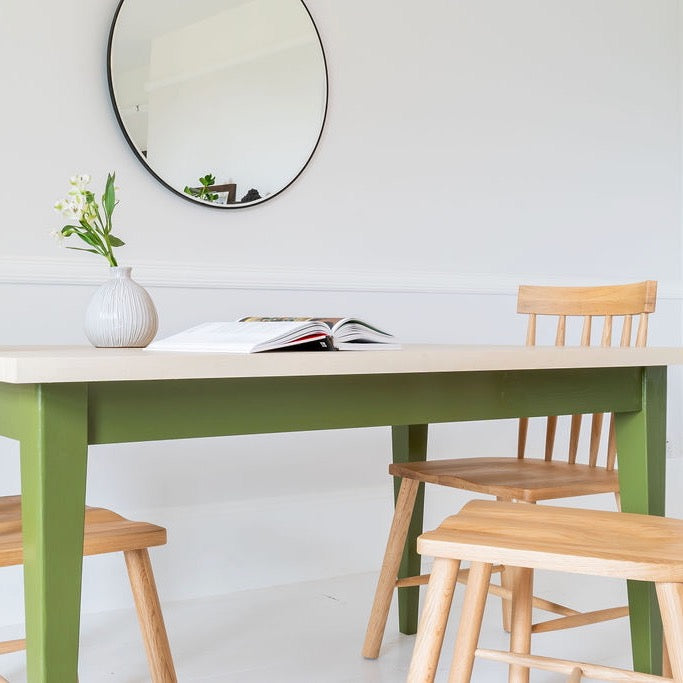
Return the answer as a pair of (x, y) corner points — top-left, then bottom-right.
(509, 567), (533, 683)
(567, 667), (583, 683)
(407, 557), (461, 683)
(363, 477), (420, 658)
(655, 582), (683, 681)
(499, 498), (535, 635)
(124, 549), (177, 683)
(448, 561), (493, 683)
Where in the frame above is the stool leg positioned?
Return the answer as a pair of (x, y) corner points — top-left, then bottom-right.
(663, 634), (672, 678)
(407, 557), (461, 683)
(448, 561), (493, 683)
(496, 497), (512, 633)
(124, 549), (177, 683)
(363, 478), (420, 658)
(655, 582), (683, 680)
(500, 566), (513, 633)
(509, 567), (533, 683)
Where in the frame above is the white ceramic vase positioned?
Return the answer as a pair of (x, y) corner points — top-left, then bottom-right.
(85, 266), (158, 348)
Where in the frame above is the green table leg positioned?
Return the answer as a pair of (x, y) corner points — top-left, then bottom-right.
(392, 424), (428, 635)
(614, 366), (666, 675)
(19, 384), (88, 683)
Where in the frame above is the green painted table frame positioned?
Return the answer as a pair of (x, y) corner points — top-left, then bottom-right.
(0, 364), (666, 681)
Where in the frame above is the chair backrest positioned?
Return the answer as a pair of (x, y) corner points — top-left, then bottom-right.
(515, 281), (657, 470)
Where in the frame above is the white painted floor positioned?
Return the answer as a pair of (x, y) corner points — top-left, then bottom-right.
(0, 569), (633, 682)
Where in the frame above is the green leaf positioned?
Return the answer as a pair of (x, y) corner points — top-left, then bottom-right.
(66, 246), (100, 255)
(103, 173), (116, 218)
(108, 236), (125, 247)
(76, 231), (104, 250)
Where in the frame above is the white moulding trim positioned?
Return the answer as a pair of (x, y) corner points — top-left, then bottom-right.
(0, 258), (680, 299)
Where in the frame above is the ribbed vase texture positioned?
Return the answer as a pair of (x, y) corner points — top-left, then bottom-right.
(85, 267), (158, 347)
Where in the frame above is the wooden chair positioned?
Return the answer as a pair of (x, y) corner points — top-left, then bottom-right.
(407, 500), (681, 683)
(0, 496), (176, 683)
(363, 281), (658, 659)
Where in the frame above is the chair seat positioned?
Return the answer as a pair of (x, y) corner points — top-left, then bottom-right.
(389, 457), (620, 502)
(418, 500), (683, 582)
(0, 496), (166, 567)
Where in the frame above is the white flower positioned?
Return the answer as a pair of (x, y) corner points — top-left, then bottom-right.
(49, 229), (64, 245)
(51, 172), (121, 267)
(54, 194), (86, 221)
(67, 188), (87, 201)
(69, 174), (91, 189)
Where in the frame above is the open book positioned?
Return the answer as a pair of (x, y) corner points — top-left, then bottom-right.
(240, 317), (397, 350)
(147, 317), (397, 353)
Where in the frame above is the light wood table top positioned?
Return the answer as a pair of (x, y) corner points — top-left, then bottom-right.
(0, 344), (682, 384)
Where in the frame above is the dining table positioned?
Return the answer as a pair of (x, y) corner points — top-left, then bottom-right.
(0, 343), (679, 681)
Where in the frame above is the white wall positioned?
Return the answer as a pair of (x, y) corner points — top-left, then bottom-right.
(0, 0), (681, 626)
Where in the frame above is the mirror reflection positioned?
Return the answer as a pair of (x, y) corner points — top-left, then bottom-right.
(108, 0), (328, 208)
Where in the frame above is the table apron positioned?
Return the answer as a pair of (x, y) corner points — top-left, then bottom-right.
(82, 367), (644, 444)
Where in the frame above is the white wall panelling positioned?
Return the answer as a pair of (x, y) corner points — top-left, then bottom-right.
(0, 258), (682, 298)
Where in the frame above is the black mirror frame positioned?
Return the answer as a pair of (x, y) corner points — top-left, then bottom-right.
(106, 0), (329, 210)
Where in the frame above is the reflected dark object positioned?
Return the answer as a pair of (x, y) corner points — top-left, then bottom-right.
(241, 189), (262, 203)
(107, 0), (328, 210)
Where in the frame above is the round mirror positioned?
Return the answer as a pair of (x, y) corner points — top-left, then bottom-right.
(107, 0), (328, 208)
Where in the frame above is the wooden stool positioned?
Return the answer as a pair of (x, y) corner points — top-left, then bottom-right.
(0, 496), (176, 683)
(407, 500), (682, 683)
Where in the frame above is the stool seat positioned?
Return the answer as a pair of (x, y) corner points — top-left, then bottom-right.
(0, 496), (175, 682)
(408, 500), (683, 683)
(0, 496), (166, 566)
(419, 500), (683, 582)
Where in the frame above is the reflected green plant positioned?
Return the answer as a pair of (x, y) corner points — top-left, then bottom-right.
(184, 173), (219, 202)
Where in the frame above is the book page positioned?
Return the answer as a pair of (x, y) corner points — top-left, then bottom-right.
(147, 321), (329, 353)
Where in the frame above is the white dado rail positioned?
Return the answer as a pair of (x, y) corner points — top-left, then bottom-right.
(0, 258), (680, 298)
